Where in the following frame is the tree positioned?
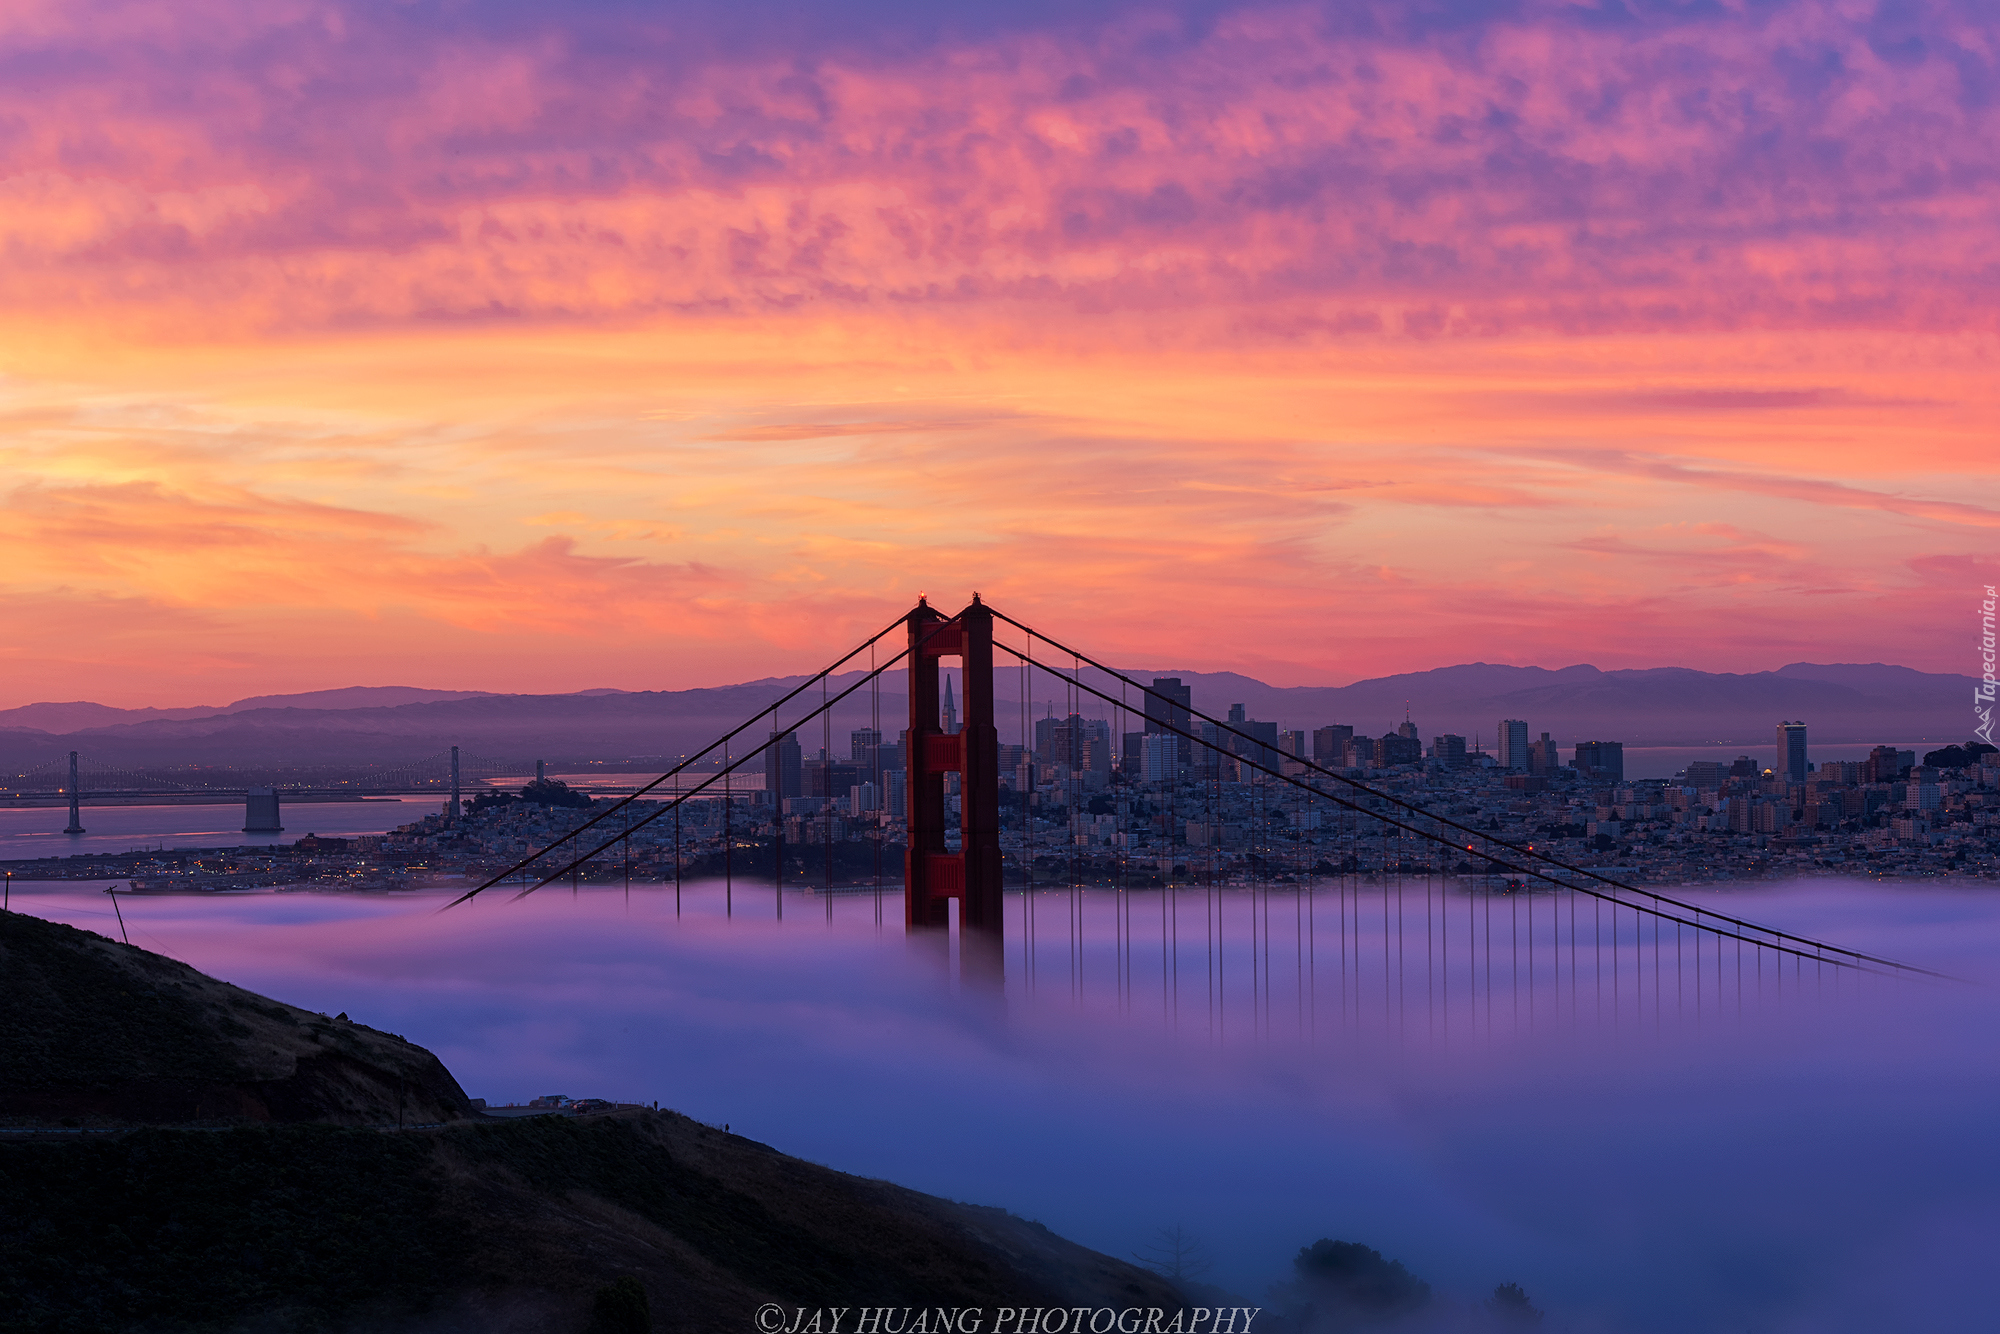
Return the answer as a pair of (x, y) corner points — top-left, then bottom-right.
(1922, 742), (1996, 769)
(1485, 1282), (1543, 1327)
(522, 777), (595, 809)
(1133, 1224), (1213, 1282)
(1284, 1238), (1431, 1325)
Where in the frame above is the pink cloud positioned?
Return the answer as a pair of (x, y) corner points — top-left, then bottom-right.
(0, 1), (1992, 338)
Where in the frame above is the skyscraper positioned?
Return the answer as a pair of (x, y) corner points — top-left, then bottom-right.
(1375, 733), (1422, 766)
(1497, 719), (1530, 770)
(941, 674), (959, 734)
(1775, 721), (1808, 784)
(850, 727), (884, 781)
(765, 730), (803, 801)
(1144, 678), (1194, 767)
(1141, 733), (1179, 782)
(1144, 677), (1192, 735)
(1572, 740), (1625, 782)
(1312, 725), (1354, 767)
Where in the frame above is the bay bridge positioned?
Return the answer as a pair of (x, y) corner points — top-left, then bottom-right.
(435, 597), (1942, 1014)
(1, 749), (515, 834)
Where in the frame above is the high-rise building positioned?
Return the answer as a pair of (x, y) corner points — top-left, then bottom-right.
(1041, 714), (1109, 771)
(1497, 719), (1531, 771)
(941, 675), (959, 734)
(765, 731), (802, 801)
(1776, 721), (1809, 784)
(1685, 760), (1727, 788)
(1572, 740), (1625, 782)
(1034, 712), (1060, 761)
(849, 729), (886, 784)
(1375, 733), (1423, 766)
(1144, 678), (1193, 736)
(1312, 725), (1354, 767)
(1432, 734), (1468, 768)
(1141, 733), (1180, 782)
(805, 759), (865, 800)
(1219, 705), (1277, 763)
(1192, 719), (1229, 776)
(1528, 732), (1559, 776)
(1235, 715), (1280, 770)
(1867, 745), (1904, 783)
(1082, 736), (1114, 784)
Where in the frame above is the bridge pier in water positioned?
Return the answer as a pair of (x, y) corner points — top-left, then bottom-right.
(63, 751), (84, 835)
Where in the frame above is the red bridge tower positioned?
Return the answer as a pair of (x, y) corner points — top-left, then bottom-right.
(905, 596), (1003, 935)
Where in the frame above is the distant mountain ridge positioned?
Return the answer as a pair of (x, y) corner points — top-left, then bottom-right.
(0, 662), (1977, 767)
(0, 687), (497, 735)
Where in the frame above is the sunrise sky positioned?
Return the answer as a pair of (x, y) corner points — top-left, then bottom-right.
(3, 0), (1995, 706)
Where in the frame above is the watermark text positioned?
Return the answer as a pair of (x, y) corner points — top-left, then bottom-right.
(1977, 584), (1996, 746)
(752, 1305), (1262, 1334)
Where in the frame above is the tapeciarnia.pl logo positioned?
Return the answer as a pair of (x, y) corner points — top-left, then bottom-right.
(1978, 584), (1997, 747)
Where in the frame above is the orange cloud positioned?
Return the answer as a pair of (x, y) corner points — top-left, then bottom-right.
(0, 2), (1995, 705)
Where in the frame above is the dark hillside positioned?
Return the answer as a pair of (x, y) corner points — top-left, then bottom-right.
(0, 1113), (1182, 1333)
(0, 909), (472, 1126)
(0, 916), (1183, 1331)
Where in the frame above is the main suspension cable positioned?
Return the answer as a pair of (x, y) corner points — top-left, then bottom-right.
(497, 612), (972, 903)
(986, 609), (1942, 979)
(441, 608), (916, 909)
(990, 635), (1933, 978)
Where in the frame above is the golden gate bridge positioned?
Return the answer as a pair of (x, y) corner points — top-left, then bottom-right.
(436, 597), (1943, 1008)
